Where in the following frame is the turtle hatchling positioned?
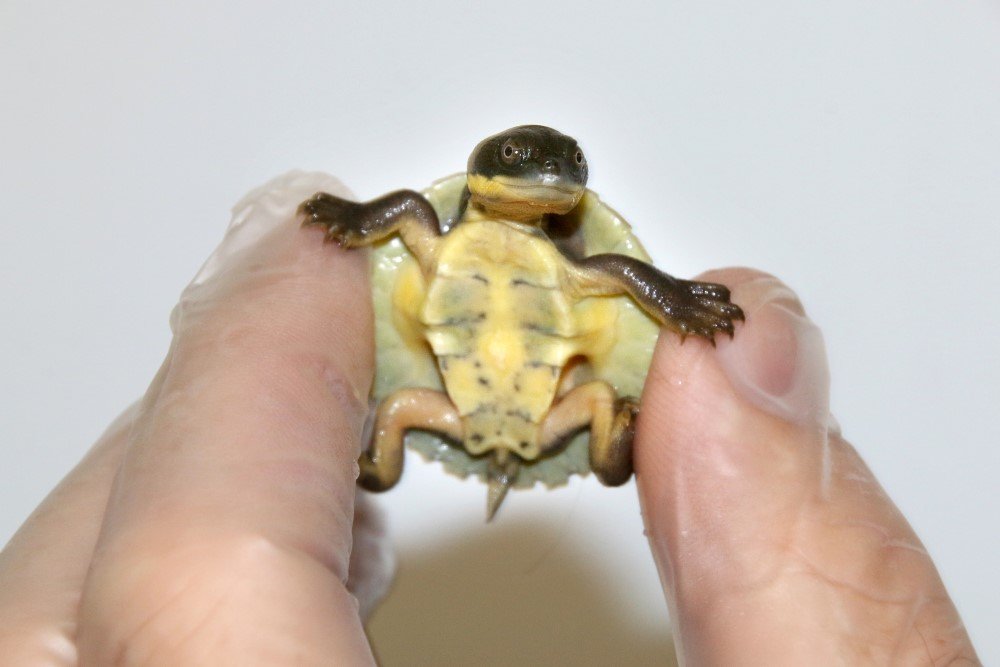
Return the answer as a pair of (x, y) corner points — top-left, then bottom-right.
(300, 125), (744, 519)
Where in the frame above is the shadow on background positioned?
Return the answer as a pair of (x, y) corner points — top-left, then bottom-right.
(366, 519), (677, 666)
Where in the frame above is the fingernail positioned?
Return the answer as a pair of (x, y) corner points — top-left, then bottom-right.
(715, 274), (830, 425)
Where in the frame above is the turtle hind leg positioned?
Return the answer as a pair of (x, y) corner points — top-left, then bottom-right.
(539, 381), (636, 486)
(597, 397), (638, 486)
(486, 450), (520, 521)
(359, 388), (462, 492)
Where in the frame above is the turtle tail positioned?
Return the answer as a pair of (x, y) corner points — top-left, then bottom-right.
(486, 450), (520, 521)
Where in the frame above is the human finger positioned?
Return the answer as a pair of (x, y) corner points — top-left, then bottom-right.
(0, 405), (138, 664)
(77, 173), (381, 665)
(635, 268), (978, 664)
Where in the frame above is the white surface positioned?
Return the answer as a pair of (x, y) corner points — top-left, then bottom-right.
(2, 1), (998, 663)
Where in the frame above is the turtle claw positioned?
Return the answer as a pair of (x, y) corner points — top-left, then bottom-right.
(299, 192), (367, 248)
(667, 279), (744, 345)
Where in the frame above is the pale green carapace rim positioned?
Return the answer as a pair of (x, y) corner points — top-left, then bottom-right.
(369, 174), (660, 488)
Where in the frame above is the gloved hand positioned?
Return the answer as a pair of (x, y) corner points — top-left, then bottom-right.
(0, 173), (978, 665)
(0, 172), (392, 664)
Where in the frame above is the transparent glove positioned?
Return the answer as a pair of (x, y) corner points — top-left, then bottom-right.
(0, 173), (392, 664)
(636, 268), (979, 664)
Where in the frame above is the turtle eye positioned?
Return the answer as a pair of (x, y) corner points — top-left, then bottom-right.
(501, 140), (518, 164)
(575, 150), (585, 165)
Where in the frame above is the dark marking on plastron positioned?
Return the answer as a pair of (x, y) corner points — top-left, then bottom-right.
(469, 433), (484, 444)
(505, 409), (533, 422)
(511, 277), (547, 288)
(443, 313), (488, 326)
(471, 273), (489, 284)
(478, 377), (491, 388)
(523, 322), (554, 334)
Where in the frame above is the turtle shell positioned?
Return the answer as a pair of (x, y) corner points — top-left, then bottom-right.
(369, 173), (660, 488)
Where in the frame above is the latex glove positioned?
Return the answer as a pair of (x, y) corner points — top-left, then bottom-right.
(636, 268), (979, 664)
(0, 173), (392, 665)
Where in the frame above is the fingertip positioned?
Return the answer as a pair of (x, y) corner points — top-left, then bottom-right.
(690, 268), (827, 424)
(185, 171), (354, 293)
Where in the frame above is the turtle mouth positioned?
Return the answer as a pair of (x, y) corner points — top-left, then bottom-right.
(468, 173), (585, 216)
(491, 175), (584, 200)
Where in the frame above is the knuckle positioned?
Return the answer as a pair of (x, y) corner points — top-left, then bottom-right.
(81, 535), (351, 665)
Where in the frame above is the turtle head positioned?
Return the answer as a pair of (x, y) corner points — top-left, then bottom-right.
(466, 125), (588, 221)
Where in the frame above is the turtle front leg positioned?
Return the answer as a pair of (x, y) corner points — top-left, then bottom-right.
(540, 381), (637, 486)
(360, 388), (463, 491)
(299, 189), (441, 272)
(567, 254), (744, 345)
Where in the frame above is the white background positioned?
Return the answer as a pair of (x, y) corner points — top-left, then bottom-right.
(2, 2), (998, 664)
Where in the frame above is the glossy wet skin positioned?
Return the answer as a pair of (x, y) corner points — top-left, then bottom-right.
(465, 125), (588, 221)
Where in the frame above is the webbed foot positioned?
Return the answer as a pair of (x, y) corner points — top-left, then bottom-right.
(669, 278), (745, 345)
(299, 192), (369, 248)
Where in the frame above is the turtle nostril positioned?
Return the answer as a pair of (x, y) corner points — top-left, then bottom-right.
(543, 158), (560, 174)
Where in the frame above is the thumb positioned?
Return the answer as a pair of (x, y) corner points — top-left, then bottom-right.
(635, 268), (977, 664)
